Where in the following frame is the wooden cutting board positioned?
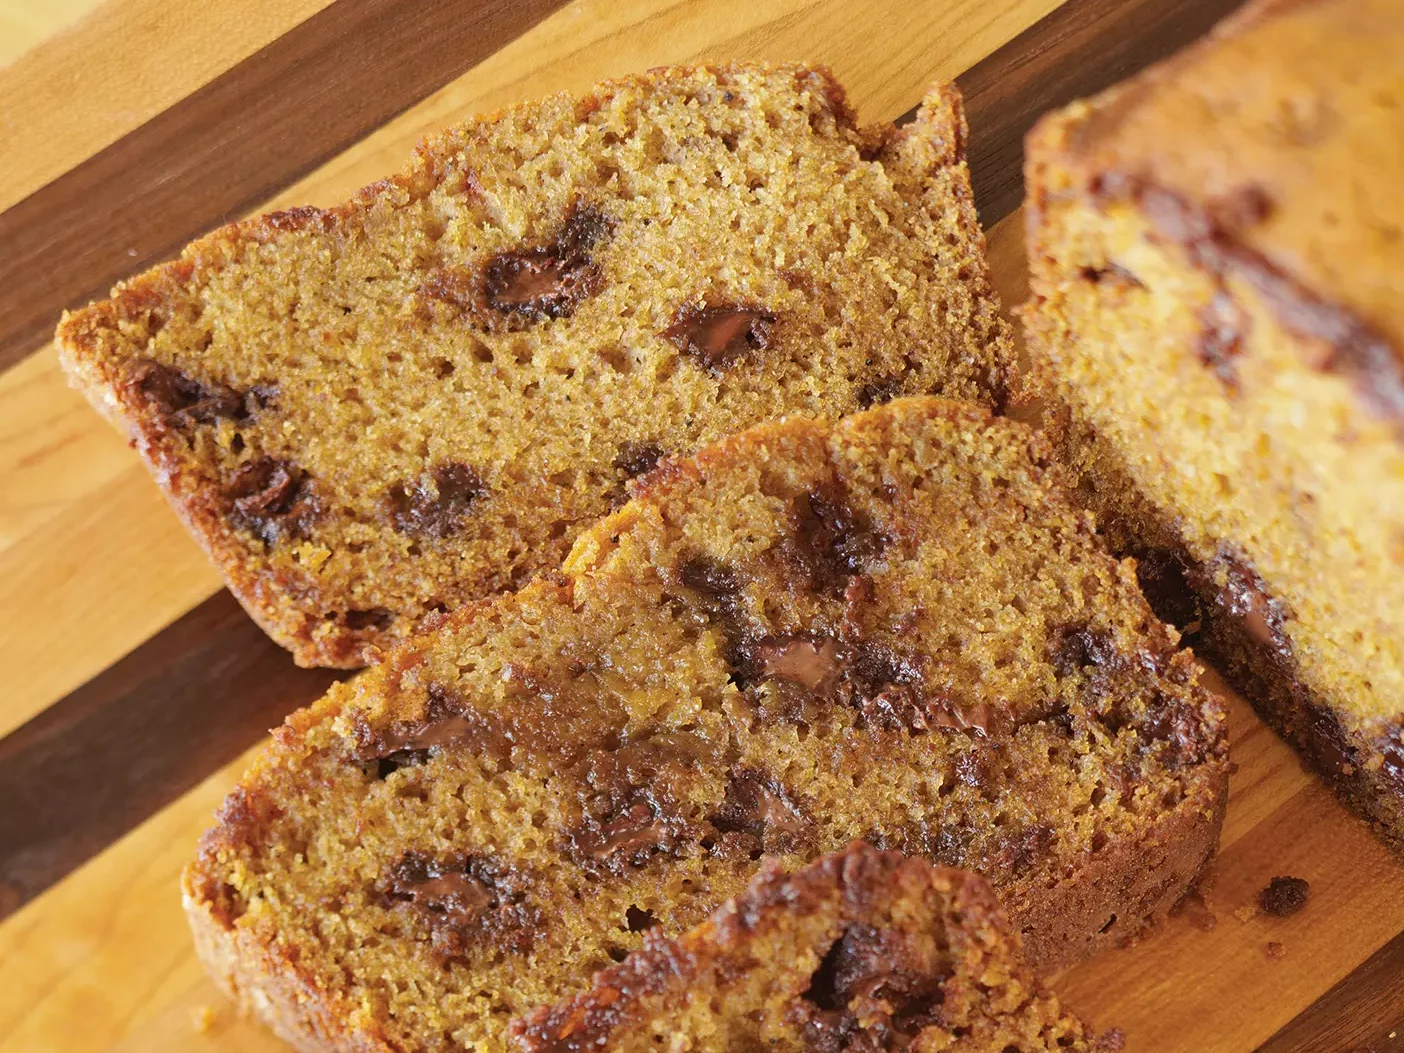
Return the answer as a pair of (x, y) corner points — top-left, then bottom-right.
(1, 1), (1402, 1050)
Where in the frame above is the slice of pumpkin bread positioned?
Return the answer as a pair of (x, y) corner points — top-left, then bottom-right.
(184, 398), (1225, 1053)
(57, 62), (1010, 668)
(513, 843), (1113, 1053)
(1023, 0), (1404, 847)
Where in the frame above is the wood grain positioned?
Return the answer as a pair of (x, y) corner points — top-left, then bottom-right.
(0, 0), (335, 211)
(1, 0), (1402, 1047)
(0, 591), (339, 919)
(0, 353), (220, 739)
(1259, 932), (1404, 1052)
(0, 742), (267, 1053)
(0, 0), (572, 371)
(0, 0), (103, 66)
(955, 0), (1247, 224)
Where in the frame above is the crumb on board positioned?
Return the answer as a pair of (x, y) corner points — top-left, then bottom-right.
(1097, 1027), (1128, 1050)
(1264, 941), (1286, 960)
(1233, 904), (1258, 923)
(1172, 889), (1218, 932)
(1259, 876), (1311, 918)
(191, 1005), (216, 1033)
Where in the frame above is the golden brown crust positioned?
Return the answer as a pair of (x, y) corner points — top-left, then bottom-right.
(57, 63), (1010, 668)
(510, 843), (1102, 1053)
(184, 879), (386, 1053)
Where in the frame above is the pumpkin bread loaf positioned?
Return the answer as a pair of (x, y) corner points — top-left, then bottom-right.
(57, 63), (1010, 668)
(512, 843), (1112, 1053)
(184, 398), (1226, 1053)
(1023, 0), (1404, 846)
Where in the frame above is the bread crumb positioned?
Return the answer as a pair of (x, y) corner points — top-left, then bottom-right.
(1233, 905), (1258, 923)
(1264, 941), (1286, 960)
(191, 1005), (216, 1033)
(1172, 889), (1217, 931)
(1098, 1027), (1128, 1050)
(1259, 875), (1310, 917)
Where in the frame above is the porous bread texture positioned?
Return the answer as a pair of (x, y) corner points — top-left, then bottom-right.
(184, 398), (1226, 1053)
(57, 62), (1011, 668)
(1022, 0), (1404, 845)
(512, 843), (1106, 1053)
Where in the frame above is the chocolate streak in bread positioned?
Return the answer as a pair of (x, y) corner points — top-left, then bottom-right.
(1023, 0), (1404, 848)
(183, 398), (1227, 1053)
(1053, 414), (1404, 850)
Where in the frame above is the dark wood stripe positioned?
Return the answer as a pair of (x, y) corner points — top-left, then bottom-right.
(0, 591), (341, 921)
(956, 0), (1248, 225)
(1257, 932), (1404, 1052)
(0, 0), (570, 372)
(0, 0), (1259, 916)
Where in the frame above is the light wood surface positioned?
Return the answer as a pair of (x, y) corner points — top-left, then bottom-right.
(0, 0), (334, 210)
(2, 0), (1401, 1051)
(0, 0), (101, 66)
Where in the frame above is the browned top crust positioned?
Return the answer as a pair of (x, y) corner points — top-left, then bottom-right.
(1041, 0), (1404, 413)
(56, 62), (1010, 668)
(511, 843), (1102, 1053)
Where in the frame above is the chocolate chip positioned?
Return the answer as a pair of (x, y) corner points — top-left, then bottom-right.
(661, 302), (775, 373)
(1202, 554), (1292, 663)
(379, 851), (537, 960)
(582, 802), (673, 861)
(1198, 288), (1249, 390)
(129, 360), (275, 427)
(730, 632), (961, 737)
(993, 823), (1056, 879)
(386, 462), (487, 539)
(1132, 548), (1202, 635)
(792, 923), (946, 1048)
(755, 637), (845, 692)
(1138, 700), (1215, 768)
(343, 608), (395, 631)
(226, 457), (320, 546)
(612, 442), (666, 481)
(484, 203), (613, 321)
(565, 738), (704, 873)
(355, 682), (509, 775)
(1050, 625), (1122, 677)
(1258, 875), (1310, 917)
(676, 554), (744, 624)
(1079, 262), (1145, 290)
(846, 643), (929, 729)
(954, 749), (994, 792)
(855, 373), (905, 409)
(709, 769), (812, 858)
(1215, 184), (1274, 229)
(1379, 726), (1404, 794)
(866, 822), (971, 870)
(783, 483), (888, 596)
